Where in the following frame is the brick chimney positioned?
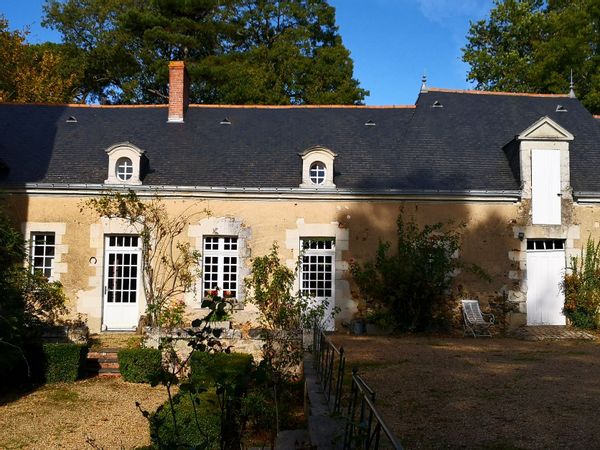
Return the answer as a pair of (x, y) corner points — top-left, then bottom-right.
(168, 61), (189, 123)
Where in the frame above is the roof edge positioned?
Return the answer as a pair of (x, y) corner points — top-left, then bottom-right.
(427, 87), (569, 98)
(0, 102), (416, 109)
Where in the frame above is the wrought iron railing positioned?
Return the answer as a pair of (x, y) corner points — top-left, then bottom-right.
(312, 325), (346, 413)
(343, 368), (403, 450)
(311, 325), (403, 450)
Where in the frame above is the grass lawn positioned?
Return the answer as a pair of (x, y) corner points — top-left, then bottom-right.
(0, 377), (169, 450)
(332, 335), (600, 450)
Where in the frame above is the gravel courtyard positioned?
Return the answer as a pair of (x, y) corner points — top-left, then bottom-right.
(332, 334), (600, 450)
(0, 378), (168, 450)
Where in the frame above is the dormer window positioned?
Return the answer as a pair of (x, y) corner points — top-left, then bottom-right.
(105, 142), (145, 185)
(309, 162), (326, 185)
(299, 146), (337, 189)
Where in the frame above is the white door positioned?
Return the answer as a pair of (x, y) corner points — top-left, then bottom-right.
(531, 149), (561, 225)
(300, 238), (336, 331)
(526, 240), (566, 325)
(103, 235), (141, 330)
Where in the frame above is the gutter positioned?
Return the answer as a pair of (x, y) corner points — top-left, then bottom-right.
(0, 183), (522, 203)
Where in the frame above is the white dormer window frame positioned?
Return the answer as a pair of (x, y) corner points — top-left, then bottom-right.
(104, 142), (145, 186)
(517, 116), (574, 225)
(299, 146), (337, 189)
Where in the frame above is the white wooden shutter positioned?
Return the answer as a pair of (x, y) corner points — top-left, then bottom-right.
(531, 149), (561, 225)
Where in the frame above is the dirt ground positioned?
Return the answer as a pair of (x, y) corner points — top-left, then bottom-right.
(332, 334), (600, 450)
(0, 378), (169, 450)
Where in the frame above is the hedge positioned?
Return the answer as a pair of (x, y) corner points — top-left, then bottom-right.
(42, 343), (87, 383)
(190, 351), (253, 389)
(151, 390), (221, 448)
(118, 348), (163, 383)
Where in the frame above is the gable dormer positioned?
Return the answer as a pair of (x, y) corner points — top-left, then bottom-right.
(517, 116), (574, 225)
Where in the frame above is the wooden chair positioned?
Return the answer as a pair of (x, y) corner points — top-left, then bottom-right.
(461, 299), (495, 338)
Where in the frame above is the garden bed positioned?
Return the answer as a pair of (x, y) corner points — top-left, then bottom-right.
(332, 334), (600, 449)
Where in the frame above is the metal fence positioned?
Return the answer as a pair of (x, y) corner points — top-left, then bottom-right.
(343, 368), (403, 450)
(312, 325), (346, 413)
(311, 325), (403, 450)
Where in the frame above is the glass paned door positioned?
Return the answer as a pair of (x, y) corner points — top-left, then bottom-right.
(103, 235), (141, 330)
(300, 238), (335, 330)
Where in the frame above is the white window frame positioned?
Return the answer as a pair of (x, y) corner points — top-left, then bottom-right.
(202, 236), (240, 299)
(116, 157), (134, 181)
(300, 238), (336, 299)
(30, 232), (55, 279)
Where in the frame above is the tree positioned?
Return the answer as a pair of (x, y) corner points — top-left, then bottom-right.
(84, 191), (208, 327)
(0, 16), (79, 103)
(42, 0), (368, 104)
(463, 0), (600, 114)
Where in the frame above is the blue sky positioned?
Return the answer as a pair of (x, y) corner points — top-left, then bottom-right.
(2, 0), (494, 105)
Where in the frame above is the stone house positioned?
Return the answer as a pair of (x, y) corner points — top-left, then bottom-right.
(1, 61), (600, 333)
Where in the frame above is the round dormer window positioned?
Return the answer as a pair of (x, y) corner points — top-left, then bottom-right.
(309, 162), (326, 185)
(116, 157), (133, 181)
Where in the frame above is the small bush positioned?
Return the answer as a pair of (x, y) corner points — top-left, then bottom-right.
(563, 237), (600, 329)
(42, 343), (87, 383)
(190, 352), (253, 389)
(151, 390), (220, 448)
(118, 348), (163, 383)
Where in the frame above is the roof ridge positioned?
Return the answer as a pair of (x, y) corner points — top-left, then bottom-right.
(0, 102), (167, 108)
(188, 104), (416, 109)
(427, 87), (569, 98)
(0, 102), (416, 109)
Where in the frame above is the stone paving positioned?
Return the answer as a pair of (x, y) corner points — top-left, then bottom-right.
(511, 325), (597, 341)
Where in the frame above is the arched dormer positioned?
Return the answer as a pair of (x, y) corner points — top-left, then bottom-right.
(104, 142), (145, 186)
(299, 145), (337, 189)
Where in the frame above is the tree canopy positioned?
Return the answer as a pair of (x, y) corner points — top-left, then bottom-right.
(463, 0), (600, 114)
(0, 16), (78, 103)
(42, 0), (367, 104)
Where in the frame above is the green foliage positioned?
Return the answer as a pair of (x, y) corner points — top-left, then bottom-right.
(118, 348), (163, 383)
(42, 343), (87, 383)
(150, 390), (221, 449)
(350, 213), (481, 332)
(463, 0), (600, 114)
(0, 15), (79, 103)
(563, 237), (600, 329)
(0, 208), (68, 388)
(189, 351), (253, 389)
(43, 0), (367, 104)
(84, 191), (205, 327)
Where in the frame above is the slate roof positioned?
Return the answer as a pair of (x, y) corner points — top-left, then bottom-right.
(1, 89), (599, 193)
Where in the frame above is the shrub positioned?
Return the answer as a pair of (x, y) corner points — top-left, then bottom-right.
(151, 390), (220, 448)
(190, 351), (253, 389)
(42, 343), (87, 383)
(118, 348), (163, 383)
(350, 213), (486, 332)
(563, 237), (600, 329)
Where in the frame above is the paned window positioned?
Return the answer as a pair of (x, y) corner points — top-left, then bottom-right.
(202, 236), (238, 298)
(105, 235), (139, 304)
(309, 162), (326, 185)
(301, 238), (335, 298)
(526, 239), (565, 251)
(116, 157), (133, 181)
(30, 233), (55, 278)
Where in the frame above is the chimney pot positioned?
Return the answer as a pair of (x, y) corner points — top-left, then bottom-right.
(168, 61), (189, 123)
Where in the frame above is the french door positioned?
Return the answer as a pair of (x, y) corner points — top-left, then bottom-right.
(102, 235), (141, 330)
(300, 238), (336, 331)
